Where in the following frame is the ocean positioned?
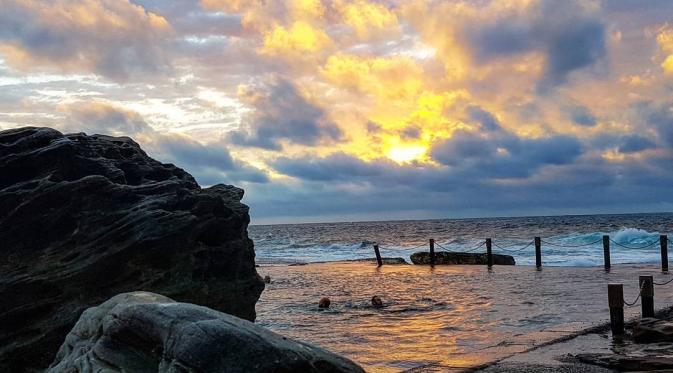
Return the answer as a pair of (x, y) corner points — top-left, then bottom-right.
(252, 213), (673, 371)
(250, 213), (673, 266)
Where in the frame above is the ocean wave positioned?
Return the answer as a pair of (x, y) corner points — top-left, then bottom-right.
(252, 222), (670, 267)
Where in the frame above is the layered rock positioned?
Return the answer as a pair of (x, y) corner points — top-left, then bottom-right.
(0, 127), (264, 371)
(410, 251), (515, 265)
(49, 292), (364, 373)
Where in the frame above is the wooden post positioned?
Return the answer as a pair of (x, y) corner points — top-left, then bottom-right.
(486, 238), (493, 268)
(640, 275), (654, 318)
(661, 235), (669, 272)
(429, 239), (435, 266)
(603, 235), (611, 272)
(608, 283), (624, 336)
(373, 244), (383, 267)
(535, 237), (542, 269)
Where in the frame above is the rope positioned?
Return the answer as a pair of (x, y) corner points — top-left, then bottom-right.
(609, 238), (660, 250)
(434, 242), (455, 253)
(407, 242), (430, 250)
(492, 240), (534, 253)
(654, 277), (673, 286)
(463, 240), (487, 253)
(540, 238), (603, 248)
(623, 281), (645, 307)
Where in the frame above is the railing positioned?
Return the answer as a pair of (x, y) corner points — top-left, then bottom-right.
(372, 234), (669, 271)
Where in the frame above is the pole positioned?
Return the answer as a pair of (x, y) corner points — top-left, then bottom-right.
(640, 275), (654, 318)
(661, 235), (669, 272)
(373, 244), (383, 267)
(535, 237), (542, 269)
(429, 239), (435, 266)
(608, 283), (624, 336)
(486, 238), (493, 268)
(603, 235), (611, 272)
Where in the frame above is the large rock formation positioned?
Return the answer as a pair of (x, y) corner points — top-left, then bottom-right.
(49, 292), (364, 373)
(0, 127), (264, 371)
(410, 251), (515, 265)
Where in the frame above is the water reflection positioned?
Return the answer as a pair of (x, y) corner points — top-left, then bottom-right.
(256, 263), (671, 372)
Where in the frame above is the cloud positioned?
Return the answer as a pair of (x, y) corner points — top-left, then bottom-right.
(467, 106), (502, 132)
(57, 101), (268, 184)
(229, 79), (342, 150)
(3, 0), (673, 223)
(0, 0), (173, 81)
(59, 102), (152, 136)
(155, 134), (269, 184)
(568, 105), (597, 127)
(462, 0), (606, 91)
(657, 25), (673, 75)
(635, 101), (673, 147)
(618, 135), (656, 153)
(273, 152), (384, 182)
(260, 21), (332, 58)
(431, 124), (583, 179)
(335, 0), (400, 40)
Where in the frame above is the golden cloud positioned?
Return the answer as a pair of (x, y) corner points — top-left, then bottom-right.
(260, 21), (332, 57)
(335, 0), (400, 39)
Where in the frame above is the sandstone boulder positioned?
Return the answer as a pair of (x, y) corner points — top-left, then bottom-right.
(0, 127), (264, 371)
(48, 292), (364, 373)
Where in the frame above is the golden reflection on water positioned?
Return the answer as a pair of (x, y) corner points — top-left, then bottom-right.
(255, 262), (666, 372)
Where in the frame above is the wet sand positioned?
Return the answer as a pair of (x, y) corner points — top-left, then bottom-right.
(255, 261), (673, 372)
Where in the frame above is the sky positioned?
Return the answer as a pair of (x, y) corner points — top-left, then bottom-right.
(1, 0), (673, 224)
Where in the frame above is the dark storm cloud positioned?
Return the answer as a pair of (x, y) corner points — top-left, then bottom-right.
(229, 79), (342, 150)
(466, 0), (606, 91)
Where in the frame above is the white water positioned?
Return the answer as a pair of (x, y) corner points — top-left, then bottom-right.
(250, 214), (673, 266)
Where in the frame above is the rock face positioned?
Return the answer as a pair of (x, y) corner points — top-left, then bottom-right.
(410, 251), (515, 265)
(633, 317), (673, 343)
(49, 292), (364, 373)
(0, 127), (264, 371)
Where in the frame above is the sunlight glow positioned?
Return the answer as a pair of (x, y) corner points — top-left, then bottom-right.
(386, 142), (427, 164)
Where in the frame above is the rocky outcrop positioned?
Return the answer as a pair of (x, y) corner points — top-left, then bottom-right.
(0, 127), (264, 371)
(633, 317), (673, 343)
(410, 251), (515, 265)
(49, 292), (364, 373)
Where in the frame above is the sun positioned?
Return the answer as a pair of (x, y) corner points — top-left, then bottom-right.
(386, 143), (427, 164)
